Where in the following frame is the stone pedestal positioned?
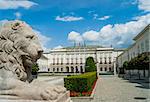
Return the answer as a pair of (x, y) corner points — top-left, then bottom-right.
(0, 91), (72, 102)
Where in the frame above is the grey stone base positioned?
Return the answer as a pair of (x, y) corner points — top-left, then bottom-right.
(0, 91), (72, 102)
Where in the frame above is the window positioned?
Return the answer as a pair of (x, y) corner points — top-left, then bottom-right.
(57, 68), (59, 72)
(109, 67), (111, 71)
(109, 57), (111, 64)
(80, 66), (83, 73)
(138, 45), (140, 54)
(104, 57), (107, 64)
(76, 58), (78, 64)
(80, 58), (82, 64)
(61, 58), (63, 65)
(71, 67), (74, 72)
(100, 58), (102, 64)
(76, 66), (79, 73)
(53, 58), (55, 65)
(66, 67), (69, 72)
(104, 67), (107, 71)
(145, 39), (149, 51)
(66, 58), (69, 65)
(61, 68), (63, 72)
(141, 42), (144, 52)
(71, 58), (73, 64)
(100, 67), (103, 71)
(53, 68), (55, 72)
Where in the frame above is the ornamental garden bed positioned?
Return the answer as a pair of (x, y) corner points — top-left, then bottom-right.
(70, 78), (97, 97)
(64, 72), (98, 97)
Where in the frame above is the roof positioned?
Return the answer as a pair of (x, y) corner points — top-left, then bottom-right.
(40, 54), (48, 60)
(63, 45), (104, 49)
(133, 24), (150, 41)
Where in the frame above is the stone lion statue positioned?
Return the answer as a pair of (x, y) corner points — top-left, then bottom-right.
(0, 20), (70, 101)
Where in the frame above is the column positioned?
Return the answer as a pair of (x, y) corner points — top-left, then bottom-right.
(113, 61), (117, 75)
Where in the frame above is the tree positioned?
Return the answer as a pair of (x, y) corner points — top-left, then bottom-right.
(123, 61), (131, 78)
(85, 57), (97, 72)
(137, 53), (149, 77)
(123, 61), (129, 70)
(126, 52), (149, 79)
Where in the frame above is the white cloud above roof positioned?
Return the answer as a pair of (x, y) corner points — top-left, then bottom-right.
(56, 16), (84, 22)
(68, 31), (83, 42)
(97, 16), (111, 20)
(83, 30), (99, 41)
(53, 45), (63, 49)
(67, 13), (150, 47)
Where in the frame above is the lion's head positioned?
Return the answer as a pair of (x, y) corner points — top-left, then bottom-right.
(0, 20), (43, 81)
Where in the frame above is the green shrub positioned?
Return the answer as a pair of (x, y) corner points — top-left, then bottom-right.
(64, 72), (97, 92)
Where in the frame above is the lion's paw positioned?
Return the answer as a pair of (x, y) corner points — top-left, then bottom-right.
(53, 86), (66, 94)
(41, 89), (58, 100)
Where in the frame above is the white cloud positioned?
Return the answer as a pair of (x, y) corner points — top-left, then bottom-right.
(68, 31), (83, 43)
(56, 16), (84, 22)
(33, 30), (51, 51)
(53, 45), (63, 49)
(138, 0), (150, 12)
(88, 10), (95, 14)
(97, 16), (111, 20)
(0, 0), (37, 9)
(67, 13), (150, 47)
(99, 13), (150, 47)
(93, 14), (111, 21)
(93, 14), (98, 19)
(83, 30), (99, 41)
(14, 12), (21, 19)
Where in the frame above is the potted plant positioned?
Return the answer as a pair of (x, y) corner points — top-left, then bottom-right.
(31, 63), (39, 79)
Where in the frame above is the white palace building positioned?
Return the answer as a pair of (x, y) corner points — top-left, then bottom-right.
(37, 45), (123, 75)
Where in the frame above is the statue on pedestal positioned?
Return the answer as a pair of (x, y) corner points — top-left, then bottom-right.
(0, 20), (71, 102)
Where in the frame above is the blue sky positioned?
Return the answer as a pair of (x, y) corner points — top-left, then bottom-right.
(0, 0), (150, 51)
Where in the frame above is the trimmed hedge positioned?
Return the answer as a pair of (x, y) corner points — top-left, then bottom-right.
(64, 72), (97, 92)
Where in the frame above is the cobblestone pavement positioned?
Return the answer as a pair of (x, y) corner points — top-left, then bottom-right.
(91, 75), (150, 102)
(37, 76), (65, 86)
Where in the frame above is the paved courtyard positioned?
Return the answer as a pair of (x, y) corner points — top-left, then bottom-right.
(92, 75), (150, 102)
(37, 75), (65, 86)
(37, 75), (149, 102)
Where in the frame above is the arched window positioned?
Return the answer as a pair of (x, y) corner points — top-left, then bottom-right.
(57, 68), (59, 72)
(61, 68), (63, 72)
(66, 66), (69, 72)
(76, 66), (79, 73)
(80, 66), (83, 73)
(71, 66), (74, 73)
(53, 68), (55, 72)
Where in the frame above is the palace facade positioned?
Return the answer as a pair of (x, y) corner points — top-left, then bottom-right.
(38, 45), (123, 75)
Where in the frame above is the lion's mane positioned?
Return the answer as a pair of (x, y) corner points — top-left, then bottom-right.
(0, 20), (41, 81)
